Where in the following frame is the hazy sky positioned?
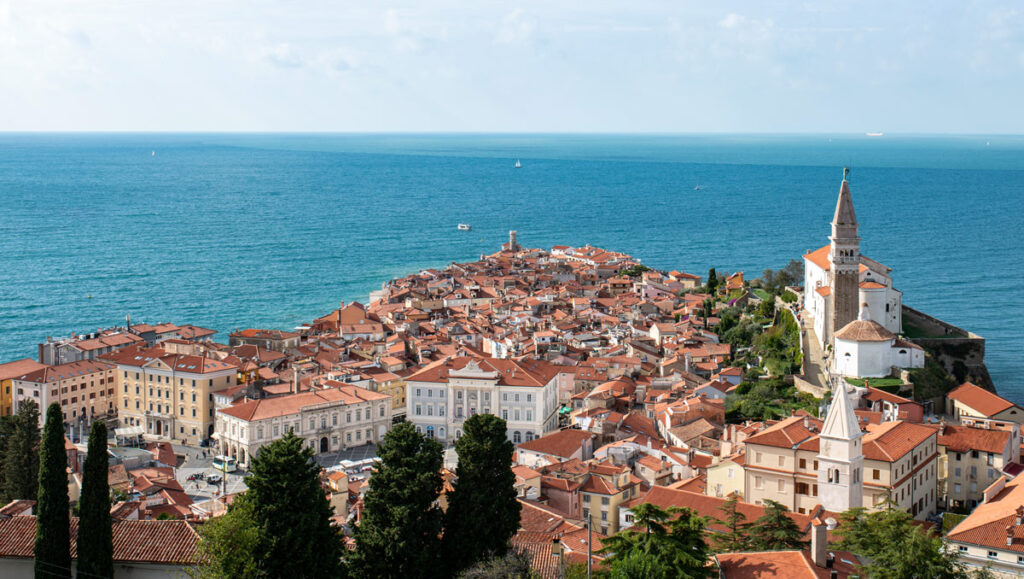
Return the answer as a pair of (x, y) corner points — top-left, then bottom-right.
(1, 1), (1022, 133)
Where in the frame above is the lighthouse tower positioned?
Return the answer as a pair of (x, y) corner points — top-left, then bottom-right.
(817, 380), (864, 512)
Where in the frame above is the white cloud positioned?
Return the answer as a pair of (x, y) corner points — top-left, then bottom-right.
(495, 9), (535, 45)
(719, 13), (743, 29)
(263, 43), (303, 68)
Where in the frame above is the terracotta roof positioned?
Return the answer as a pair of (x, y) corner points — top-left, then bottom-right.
(859, 281), (887, 289)
(517, 430), (594, 459)
(861, 421), (935, 462)
(935, 423), (1011, 454)
(947, 382), (1018, 417)
(0, 517), (198, 564)
(716, 549), (860, 578)
(833, 319), (895, 342)
(948, 476), (1024, 551)
(745, 416), (822, 449)
(623, 486), (813, 536)
(13, 359), (114, 383)
(406, 356), (559, 388)
(0, 359), (48, 381)
(219, 383), (388, 422)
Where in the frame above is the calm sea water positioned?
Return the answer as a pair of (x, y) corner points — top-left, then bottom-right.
(1, 134), (1022, 400)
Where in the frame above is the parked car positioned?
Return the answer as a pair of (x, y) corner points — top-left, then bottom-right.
(205, 474), (223, 485)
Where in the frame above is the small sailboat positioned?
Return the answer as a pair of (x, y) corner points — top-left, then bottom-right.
(457, 223), (472, 231)
(151, 151), (156, 156)
(694, 179), (702, 191)
(514, 159), (522, 169)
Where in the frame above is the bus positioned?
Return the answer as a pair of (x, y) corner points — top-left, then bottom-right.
(212, 455), (238, 473)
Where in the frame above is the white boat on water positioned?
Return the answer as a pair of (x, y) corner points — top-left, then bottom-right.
(514, 159), (522, 168)
(694, 179), (702, 191)
(457, 223), (472, 231)
(866, 132), (883, 137)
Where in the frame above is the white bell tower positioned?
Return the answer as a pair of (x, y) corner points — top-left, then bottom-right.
(817, 381), (864, 512)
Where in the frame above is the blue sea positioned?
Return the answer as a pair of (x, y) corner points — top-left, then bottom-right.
(1, 134), (1022, 401)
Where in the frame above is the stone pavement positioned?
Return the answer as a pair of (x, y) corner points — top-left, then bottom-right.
(800, 313), (831, 391)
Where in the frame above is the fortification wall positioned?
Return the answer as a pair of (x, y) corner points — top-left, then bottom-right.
(902, 305), (993, 390)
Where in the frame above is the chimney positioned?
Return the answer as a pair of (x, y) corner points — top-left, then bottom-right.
(811, 521), (828, 567)
(939, 421), (945, 436)
(804, 415), (810, 429)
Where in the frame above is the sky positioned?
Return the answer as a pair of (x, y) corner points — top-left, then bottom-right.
(1, 1), (1022, 133)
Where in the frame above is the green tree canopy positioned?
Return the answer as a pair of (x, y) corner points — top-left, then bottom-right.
(192, 495), (263, 579)
(35, 403), (71, 578)
(351, 422), (444, 578)
(3, 399), (40, 502)
(77, 420), (113, 578)
(244, 431), (345, 578)
(747, 499), (805, 551)
(443, 414), (520, 575)
(710, 494), (750, 553)
(598, 503), (714, 579)
(835, 503), (968, 579)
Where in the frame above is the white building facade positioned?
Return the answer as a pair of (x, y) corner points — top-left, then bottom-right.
(215, 381), (391, 467)
(405, 357), (562, 445)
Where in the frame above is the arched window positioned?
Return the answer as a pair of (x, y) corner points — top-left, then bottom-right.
(513, 431), (522, 443)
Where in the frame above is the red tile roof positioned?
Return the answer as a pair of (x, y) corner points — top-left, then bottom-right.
(517, 430), (594, 459)
(0, 517), (198, 564)
(716, 549), (860, 578)
(948, 382), (1018, 417)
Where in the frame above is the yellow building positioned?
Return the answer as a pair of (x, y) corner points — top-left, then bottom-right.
(936, 422), (1013, 510)
(106, 347), (237, 445)
(0, 359), (48, 416)
(706, 453), (746, 499)
(579, 461), (643, 535)
(742, 415), (939, 519)
(370, 372), (406, 418)
(10, 359), (117, 426)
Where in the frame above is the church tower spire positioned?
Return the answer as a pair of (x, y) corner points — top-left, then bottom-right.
(817, 380), (864, 512)
(828, 167), (861, 345)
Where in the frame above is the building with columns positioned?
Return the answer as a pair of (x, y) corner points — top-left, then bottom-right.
(106, 346), (238, 445)
(405, 356), (564, 444)
(214, 381), (391, 468)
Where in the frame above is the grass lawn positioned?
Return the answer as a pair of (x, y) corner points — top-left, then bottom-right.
(752, 289), (772, 301)
(845, 377), (904, 388)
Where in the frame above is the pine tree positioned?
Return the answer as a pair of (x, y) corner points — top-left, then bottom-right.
(599, 503), (714, 578)
(351, 422), (444, 578)
(747, 499), (805, 551)
(442, 414), (520, 575)
(3, 399), (41, 502)
(35, 403), (71, 578)
(194, 495), (263, 578)
(710, 493), (750, 553)
(707, 268), (718, 293)
(77, 421), (113, 578)
(244, 431), (344, 578)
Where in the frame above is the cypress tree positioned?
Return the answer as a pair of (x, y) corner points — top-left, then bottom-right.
(35, 403), (71, 578)
(3, 399), (41, 502)
(244, 431), (344, 578)
(351, 422), (443, 578)
(77, 421), (113, 578)
(442, 414), (520, 575)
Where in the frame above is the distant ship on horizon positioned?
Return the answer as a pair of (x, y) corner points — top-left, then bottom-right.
(866, 132), (884, 137)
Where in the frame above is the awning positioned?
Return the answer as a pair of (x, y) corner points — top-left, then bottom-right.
(115, 426), (144, 438)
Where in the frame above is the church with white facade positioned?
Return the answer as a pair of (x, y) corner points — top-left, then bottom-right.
(803, 170), (924, 378)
